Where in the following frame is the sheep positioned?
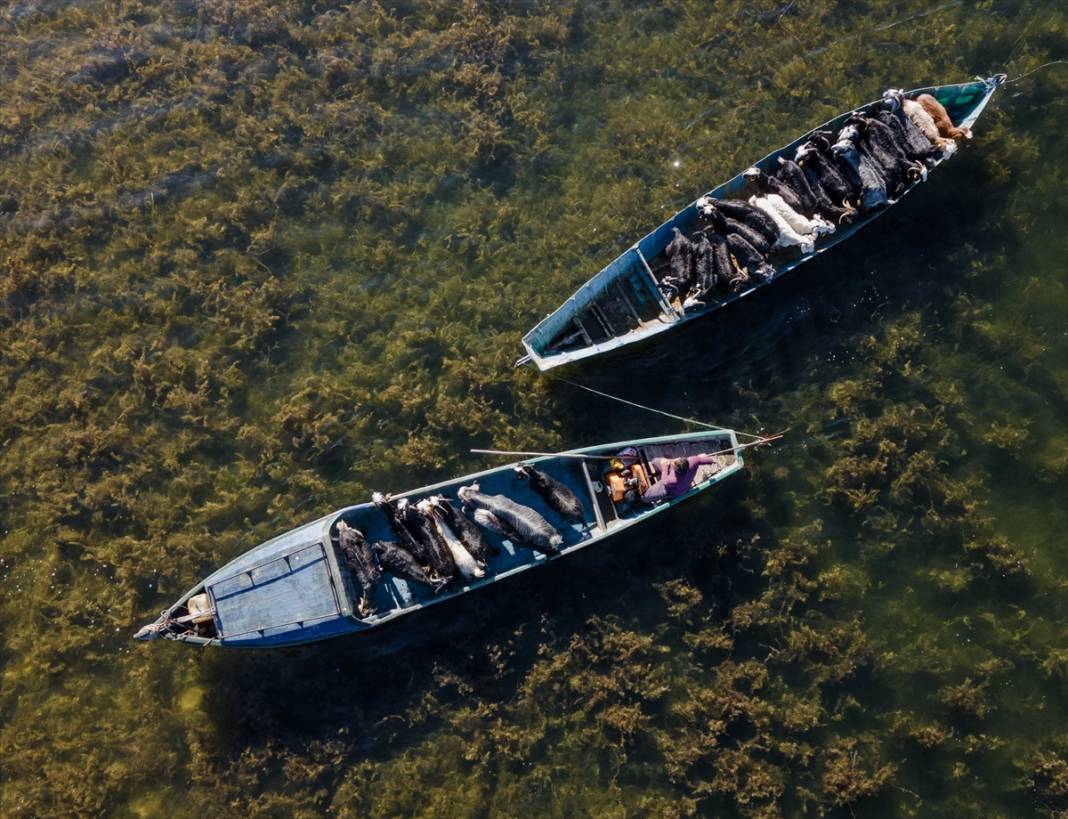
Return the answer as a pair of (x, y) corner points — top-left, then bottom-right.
(882, 89), (957, 153)
(418, 499), (484, 581)
(915, 92), (972, 141)
(459, 483), (562, 554)
(398, 497), (458, 582)
(372, 492), (446, 582)
(831, 125), (890, 212)
(776, 155), (852, 223)
(795, 135), (859, 212)
(743, 166), (807, 214)
(701, 196), (781, 246)
(427, 496), (495, 564)
(336, 521), (381, 616)
(845, 113), (925, 195)
(748, 194), (817, 254)
(697, 197), (771, 254)
(372, 540), (447, 592)
(726, 233), (774, 282)
(514, 465), (589, 521)
(874, 108), (940, 163)
(689, 233), (716, 305)
(662, 226), (695, 297)
(703, 231), (734, 296)
(757, 190), (834, 239)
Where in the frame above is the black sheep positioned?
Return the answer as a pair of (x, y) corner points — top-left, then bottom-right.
(429, 495), (496, 563)
(726, 216), (770, 254)
(796, 134), (858, 207)
(831, 125), (889, 211)
(691, 234), (715, 300)
(697, 199), (770, 255)
(776, 156), (851, 224)
(689, 230), (734, 300)
(399, 499), (458, 582)
(742, 166), (807, 214)
(773, 157), (821, 214)
(726, 233), (773, 283)
(515, 463), (586, 524)
(706, 197), (781, 245)
(707, 232), (734, 293)
(662, 226), (694, 296)
(372, 540), (447, 592)
(875, 108), (940, 163)
(336, 521), (381, 616)
(373, 492), (439, 574)
(846, 113), (921, 196)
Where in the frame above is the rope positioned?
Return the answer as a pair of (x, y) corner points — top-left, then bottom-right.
(550, 376), (769, 441)
(1004, 60), (1068, 85)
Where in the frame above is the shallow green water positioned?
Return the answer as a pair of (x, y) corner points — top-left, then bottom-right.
(1, 1), (1067, 816)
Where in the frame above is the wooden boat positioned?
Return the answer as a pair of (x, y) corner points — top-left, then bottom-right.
(517, 76), (1007, 371)
(134, 429), (745, 648)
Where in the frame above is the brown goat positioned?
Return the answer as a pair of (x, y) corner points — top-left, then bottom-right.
(915, 93), (972, 140)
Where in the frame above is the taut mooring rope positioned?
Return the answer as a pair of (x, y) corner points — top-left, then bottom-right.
(1004, 60), (1068, 85)
(550, 376), (770, 442)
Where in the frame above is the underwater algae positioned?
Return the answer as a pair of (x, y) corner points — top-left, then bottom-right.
(2, 0), (1068, 816)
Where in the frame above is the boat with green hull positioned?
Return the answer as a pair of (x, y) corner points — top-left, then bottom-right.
(518, 76), (1007, 372)
(134, 429), (744, 648)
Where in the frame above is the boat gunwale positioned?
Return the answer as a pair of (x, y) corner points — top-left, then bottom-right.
(520, 75), (1005, 371)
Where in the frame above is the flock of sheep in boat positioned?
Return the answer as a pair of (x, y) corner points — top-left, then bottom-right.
(659, 88), (972, 311)
(336, 464), (585, 617)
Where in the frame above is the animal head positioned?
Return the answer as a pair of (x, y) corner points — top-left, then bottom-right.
(415, 498), (435, 515)
(514, 464), (533, 480)
(396, 497), (410, 512)
(457, 484), (478, 502)
(837, 124), (861, 144)
(337, 519), (367, 544)
(742, 166), (763, 182)
(794, 141), (816, 163)
(882, 88), (905, 110)
(845, 113), (869, 130)
(810, 131), (833, 151)
(371, 491), (385, 505)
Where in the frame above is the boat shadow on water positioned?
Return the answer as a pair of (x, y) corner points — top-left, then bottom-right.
(195, 475), (755, 752)
(548, 139), (1008, 400)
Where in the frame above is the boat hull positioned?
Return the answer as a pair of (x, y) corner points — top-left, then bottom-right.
(138, 429), (743, 648)
(519, 76), (1006, 371)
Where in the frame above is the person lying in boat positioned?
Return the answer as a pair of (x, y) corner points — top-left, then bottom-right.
(641, 454), (722, 502)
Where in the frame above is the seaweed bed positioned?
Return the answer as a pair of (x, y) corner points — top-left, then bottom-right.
(1, 1), (1067, 816)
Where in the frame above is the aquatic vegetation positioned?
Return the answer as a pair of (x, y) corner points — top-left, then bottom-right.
(1, 0), (1067, 816)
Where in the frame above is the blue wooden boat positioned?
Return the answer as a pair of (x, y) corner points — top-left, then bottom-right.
(517, 76), (1007, 372)
(134, 429), (744, 648)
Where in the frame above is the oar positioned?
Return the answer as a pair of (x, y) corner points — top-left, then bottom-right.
(471, 449), (616, 460)
(470, 432), (784, 462)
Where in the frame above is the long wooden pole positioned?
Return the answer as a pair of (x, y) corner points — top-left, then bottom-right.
(470, 433), (783, 462)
